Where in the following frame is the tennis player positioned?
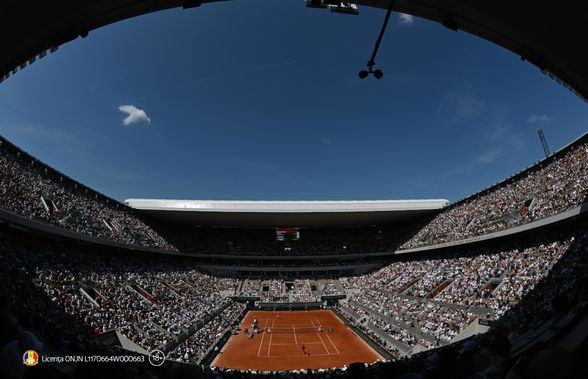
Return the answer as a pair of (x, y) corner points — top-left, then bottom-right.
(300, 342), (309, 356)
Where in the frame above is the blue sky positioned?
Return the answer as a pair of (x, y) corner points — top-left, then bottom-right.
(0, 0), (587, 203)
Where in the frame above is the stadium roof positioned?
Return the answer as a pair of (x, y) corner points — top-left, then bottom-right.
(124, 199), (448, 227)
(2, 1), (588, 103)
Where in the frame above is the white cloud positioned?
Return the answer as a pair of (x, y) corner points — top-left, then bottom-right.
(527, 114), (550, 123)
(118, 104), (151, 126)
(399, 14), (415, 26)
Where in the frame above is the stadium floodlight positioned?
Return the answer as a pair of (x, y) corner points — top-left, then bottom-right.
(183, 0), (201, 9)
(329, 2), (359, 15)
(305, 0), (327, 9)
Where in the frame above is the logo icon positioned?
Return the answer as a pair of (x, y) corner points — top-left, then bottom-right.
(148, 350), (165, 367)
(23, 350), (39, 366)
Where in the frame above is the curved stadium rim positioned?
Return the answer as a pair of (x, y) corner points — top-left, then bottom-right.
(1, 0), (588, 259)
(1, 0), (588, 104)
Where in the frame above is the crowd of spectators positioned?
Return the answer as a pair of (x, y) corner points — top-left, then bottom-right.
(2, 135), (588, 258)
(167, 302), (245, 364)
(1, 224), (587, 379)
(340, 238), (572, 354)
(1, 226), (574, 363)
(1, 231), (238, 355)
(261, 280), (288, 302)
(498, 232), (588, 333)
(343, 301), (418, 349)
(239, 280), (261, 297)
(290, 279), (317, 302)
(1, 236), (102, 375)
(206, 228), (588, 379)
(1, 143), (409, 256)
(241, 279), (335, 302)
(0, 144), (175, 251)
(1, 128), (588, 379)
(317, 279), (344, 296)
(342, 293), (476, 348)
(401, 141), (588, 249)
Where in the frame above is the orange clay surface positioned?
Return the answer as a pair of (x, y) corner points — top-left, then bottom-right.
(211, 310), (384, 371)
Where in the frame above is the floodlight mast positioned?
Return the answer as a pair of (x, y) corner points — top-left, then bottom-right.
(537, 129), (551, 158)
(359, 0), (396, 80)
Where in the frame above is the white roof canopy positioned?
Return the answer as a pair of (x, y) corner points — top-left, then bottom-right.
(125, 199), (448, 227)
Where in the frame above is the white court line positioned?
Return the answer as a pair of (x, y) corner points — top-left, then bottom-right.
(292, 324), (298, 345)
(256, 319), (269, 357)
(270, 342), (324, 346)
(310, 318), (331, 355)
(267, 318), (275, 357)
(316, 317), (340, 355)
(271, 323), (315, 329)
(267, 353), (335, 358)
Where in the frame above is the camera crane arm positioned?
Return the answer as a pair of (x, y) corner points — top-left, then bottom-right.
(359, 0), (396, 79)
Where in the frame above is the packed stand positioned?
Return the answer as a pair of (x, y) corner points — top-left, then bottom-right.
(1, 232), (238, 354)
(0, 141), (176, 251)
(239, 279), (261, 297)
(2, 133), (588, 258)
(261, 280), (288, 302)
(167, 302), (245, 364)
(343, 300), (418, 348)
(341, 237), (572, 354)
(401, 140), (588, 249)
(1, 226), (587, 378)
(289, 279), (317, 302)
(317, 279), (345, 296)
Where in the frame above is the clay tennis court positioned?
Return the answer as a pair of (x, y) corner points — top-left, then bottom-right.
(211, 309), (384, 371)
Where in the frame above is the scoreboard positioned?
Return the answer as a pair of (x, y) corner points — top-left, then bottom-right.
(276, 227), (300, 241)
